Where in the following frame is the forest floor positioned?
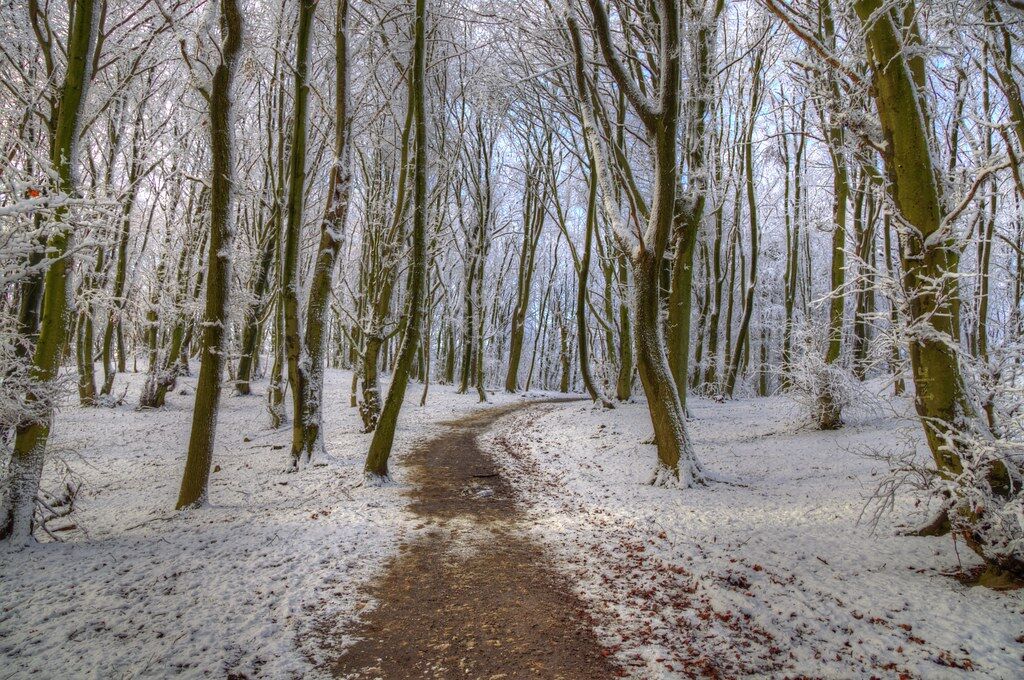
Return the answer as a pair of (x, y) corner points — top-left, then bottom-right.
(3, 370), (1024, 678)
(486, 392), (1024, 678)
(324, 401), (619, 679)
(0, 369), (536, 678)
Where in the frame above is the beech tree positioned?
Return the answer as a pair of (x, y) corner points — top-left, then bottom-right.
(364, 0), (429, 480)
(765, 0), (1024, 580)
(1, 0), (99, 540)
(566, 0), (707, 486)
(176, 0), (244, 510)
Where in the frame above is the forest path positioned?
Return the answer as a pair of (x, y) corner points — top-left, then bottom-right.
(327, 400), (619, 679)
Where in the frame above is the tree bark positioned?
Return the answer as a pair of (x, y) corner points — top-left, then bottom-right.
(291, 0), (352, 468)
(577, 160), (613, 408)
(724, 46), (764, 398)
(2, 0), (98, 541)
(364, 0), (428, 480)
(816, 0), (849, 429)
(504, 153), (545, 392)
(280, 0), (315, 464)
(101, 104), (144, 396)
(176, 0), (244, 510)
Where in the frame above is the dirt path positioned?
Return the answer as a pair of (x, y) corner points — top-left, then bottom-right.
(327, 401), (619, 679)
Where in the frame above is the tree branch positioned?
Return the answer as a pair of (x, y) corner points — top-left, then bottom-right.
(583, 0), (659, 131)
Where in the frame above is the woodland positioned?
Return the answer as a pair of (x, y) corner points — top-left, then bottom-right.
(2, 0), (1024, 677)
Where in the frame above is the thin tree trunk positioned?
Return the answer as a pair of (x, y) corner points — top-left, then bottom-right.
(577, 160), (612, 408)
(2, 0), (98, 541)
(704, 202), (725, 388)
(364, 0), (428, 479)
(850, 170), (869, 379)
(280, 0), (315, 464)
(724, 47), (765, 398)
(504, 155), (545, 392)
(235, 215), (279, 395)
(291, 0), (351, 468)
(101, 104), (144, 396)
(175, 0), (243, 510)
(816, 0), (849, 429)
(782, 101), (806, 388)
(615, 248), (632, 400)
(883, 215), (906, 396)
(667, 0), (721, 408)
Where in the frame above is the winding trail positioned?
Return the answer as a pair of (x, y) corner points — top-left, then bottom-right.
(328, 401), (618, 679)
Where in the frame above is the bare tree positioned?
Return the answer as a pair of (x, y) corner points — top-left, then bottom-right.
(176, 0), (244, 510)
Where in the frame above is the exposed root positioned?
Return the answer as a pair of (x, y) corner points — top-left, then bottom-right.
(908, 509), (951, 537)
(363, 471), (396, 487)
(950, 564), (1024, 591)
(648, 463), (705, 489)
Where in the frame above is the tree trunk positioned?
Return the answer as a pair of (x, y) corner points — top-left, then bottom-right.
(235, 217), (278, 395)
(280, 0), (315, 466)
(669, 0), (721, 407)
(291, 0), (351, 468)
(504, 157), (545, 392)
(667, 208), (698, 409)
(704, 204), (725, 389)
(175, 0), (243, 510)
(883, 215), (906, 396)
(101, 105), (144, 397)
(816, 0), (849, 429)
(268, 292), (287, 428)
(2, 0), (98, 541)
(782, 102), (806, 389)
(615, 248), (633, 400)
(577, 162), (612, 408)
(570, 0), (704, 485)
(724, 48), (764, 398)
(854, 0), (1017, 575)
(365, 0), (428, 480)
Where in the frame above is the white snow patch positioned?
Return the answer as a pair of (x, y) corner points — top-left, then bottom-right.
(487, 392), (1024, 678)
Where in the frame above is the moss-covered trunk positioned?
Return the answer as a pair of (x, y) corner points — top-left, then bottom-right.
(1, 0), (98, 541)
(816, 0), (849, 429)
(364, 0), (428, 480)
(291, 0), (351, 468)
(855, 0), (1016, 575)
(280, 0), (315, 467)
(667, 217), (698, 408)
(176, 0), (243, 510)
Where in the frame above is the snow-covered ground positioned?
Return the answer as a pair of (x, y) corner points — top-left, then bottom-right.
(488, 391), (1024, 678)
(0, 368), (521, 679)
(5, 371), (1023, 679)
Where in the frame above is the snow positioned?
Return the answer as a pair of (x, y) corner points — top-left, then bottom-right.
(5, 372), (1023, 678)
(487, 390), (1024, 678)
(0, 368), (519, 678)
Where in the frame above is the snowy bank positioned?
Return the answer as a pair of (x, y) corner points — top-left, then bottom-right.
(489, 393), (1024, 678)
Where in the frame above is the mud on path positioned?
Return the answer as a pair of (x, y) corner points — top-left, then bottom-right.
(326, 401), (619, 679)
